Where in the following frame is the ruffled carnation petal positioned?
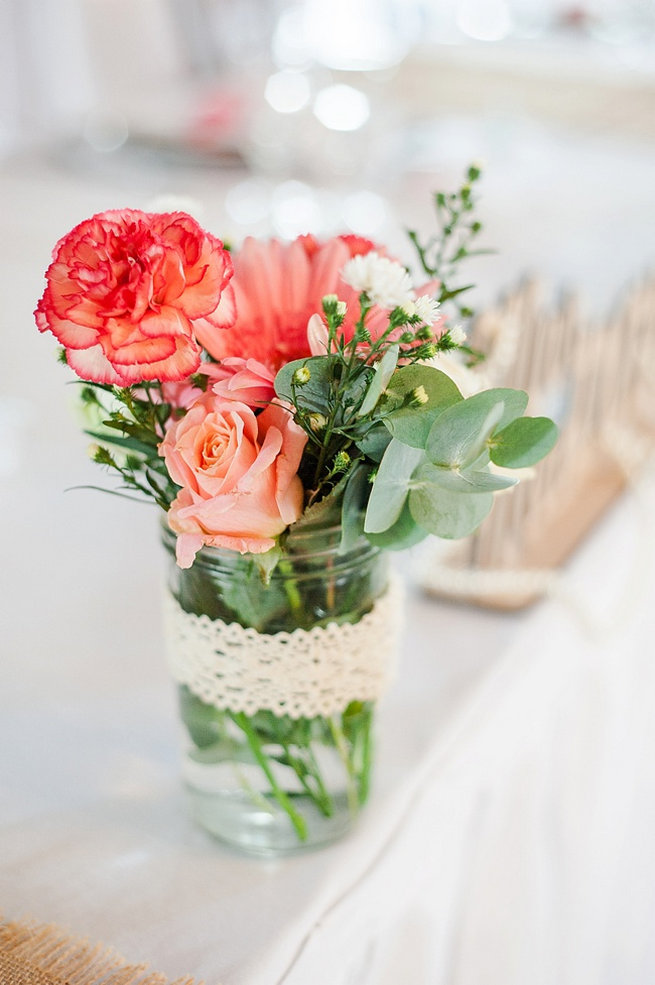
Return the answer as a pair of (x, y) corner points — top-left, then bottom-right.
(34, 208), (234, 385)
(65, 344), (127, 385)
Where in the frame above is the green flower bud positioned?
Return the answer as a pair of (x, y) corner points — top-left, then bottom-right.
(411, 385), (429, 406)
(292, 366), (311, 385)
(308, 413), (327, 433)
(333, 451), (351, 472)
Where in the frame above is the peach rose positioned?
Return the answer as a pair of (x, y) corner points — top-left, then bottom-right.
(161, 393), (306, 567)
(35, 209), (236, 386)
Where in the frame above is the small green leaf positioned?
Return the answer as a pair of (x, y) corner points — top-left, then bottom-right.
(413, 461), (518, 494)
(339, 463), (369, 553)
(425, 387), (528, 467)
(409, 483), (493, 539)
(364, 439), (424, 534)
(358, 345), (399, 417)
(366, 500), (429, 551)
(355, 422), (392, 462)
(468, 388), (529, 431)
(384, 364), (463, 448)
(274, 356), (339, 413)
(489, 417), (558, 468)
(426, 400), (504, 469)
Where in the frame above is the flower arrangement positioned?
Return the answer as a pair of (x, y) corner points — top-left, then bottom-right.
(35, 167), (557, 851)
(35, 168), (555, 568)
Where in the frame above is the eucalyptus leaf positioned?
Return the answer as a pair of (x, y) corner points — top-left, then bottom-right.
(339, 463), (369, 553)
(463, 388), (529, 430)
(358, 345), (399, 417)
(274, 356), (339, 413)
(366, 500), (429, 551)
(413, 461), (518, 494)
(489, 417), (559, 468)
(364, 439), (425, 534)
(355, 422), (392, 462)
(425, 387), (529, 468)
(409, 483), (493, 539)
(426, 400), (505, 469)
(384, 364), (463, 449)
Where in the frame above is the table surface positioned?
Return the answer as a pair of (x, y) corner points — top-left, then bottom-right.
(2, 110), (655, 984)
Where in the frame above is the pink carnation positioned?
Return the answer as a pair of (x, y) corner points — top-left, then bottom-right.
(35, 209), (235, 386)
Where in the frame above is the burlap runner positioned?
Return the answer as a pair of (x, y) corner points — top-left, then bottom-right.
(0, 915), (203, 985)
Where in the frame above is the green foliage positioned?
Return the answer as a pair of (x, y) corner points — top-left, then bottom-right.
(406, 163), (491, 322)
(364, 439), (424, 534)
(339, 461), (369, 553)
(275, 355), (367, 421)
(71, 166), (557, 559)
(355, 422), (392, 462)
(409, 481), (494, 540)
(287, 471), (350, 533)
(413, 460), (517, 494)
(357, 344), (398, 417)
(365, 501), (429, 551)
(425, 388), (528, 467)
(79, 380), (179, 510)
(489, 416), (559, 468)
(383, 364), (463, 448)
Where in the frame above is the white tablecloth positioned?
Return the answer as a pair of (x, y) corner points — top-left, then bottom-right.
(2, 121), (655, 984)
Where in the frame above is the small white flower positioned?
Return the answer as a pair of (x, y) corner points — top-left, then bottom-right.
(336, 300), (347, 317)
(401, 295), (440, 326)
(341, 252), (414, 309)
(448, 325), (466, 346)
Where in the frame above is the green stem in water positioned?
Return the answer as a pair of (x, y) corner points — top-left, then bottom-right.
(277, 559), (303, 616)
(306, 743), (335, 816)
(232, 712), (308, 842)
(280, 741), (334, 818)
(329, 716), (360, 816)
(357, 706), (374, 804)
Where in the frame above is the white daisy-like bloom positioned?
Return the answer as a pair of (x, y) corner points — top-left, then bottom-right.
(341, 252), (414, 309)
(402, 295), (441, 326)
(448, 325), (466, 346)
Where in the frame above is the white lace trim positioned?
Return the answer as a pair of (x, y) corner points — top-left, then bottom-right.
(163, 576), (404, 719)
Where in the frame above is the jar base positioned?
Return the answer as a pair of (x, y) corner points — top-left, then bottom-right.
(185, 784), (357, 856)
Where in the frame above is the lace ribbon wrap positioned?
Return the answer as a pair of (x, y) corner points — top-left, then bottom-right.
(163, 576), (403, 719)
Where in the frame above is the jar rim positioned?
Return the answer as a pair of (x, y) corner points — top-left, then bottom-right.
(159, 514), (380, 567)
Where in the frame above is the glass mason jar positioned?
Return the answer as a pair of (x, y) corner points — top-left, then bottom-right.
(161, 520), (398, 856)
